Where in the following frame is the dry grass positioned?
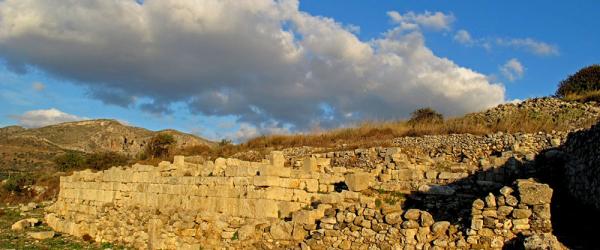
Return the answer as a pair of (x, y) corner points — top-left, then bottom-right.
(563, 90), (600, 103)
(188, 105), (599, 157)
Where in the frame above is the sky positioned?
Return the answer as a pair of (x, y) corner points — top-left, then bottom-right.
(0, 0), (598, 142)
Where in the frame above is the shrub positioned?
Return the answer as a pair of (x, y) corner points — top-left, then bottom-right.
(3, 174), (34, 193)
(408, 107), (444, 125)
(86, 152), (130, 171)
(145, 134), (176, 159)
(556, 65), (600, 100)
(53, 151), (86, 171)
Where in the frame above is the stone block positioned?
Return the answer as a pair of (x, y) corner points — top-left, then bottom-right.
(173, 155), (185, 167)
(269, 151), (285, 168)
(255, 199), (279, 218)
(263, 187), (294, 201)
(278, 201), (302, 218)
(438, 172), (467, 180)
(258, 165), (291, 177)
(517, 179), (553, 205)
(254, 176), (281, 187)
(317, 158), (331, 168)
(270, 221), (293, 240)
(512, 209), (532, 219)
(27, 231), (55, 240)
(345, 172), (372, 192)
(304, 179), (319, 192)
(303, 157), (318, 173)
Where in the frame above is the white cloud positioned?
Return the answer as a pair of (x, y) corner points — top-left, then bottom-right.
(387, 10), (455, 31)
(453, 29), (558, 56)
(496, 38), (559, 56)
(500, 58), (525, 82)
(0, 0), (505, 132)
(226, 122), (290, 143)
(12, 108), (86, 128)
(32, 82), (45, 91)
(453, 29), (473, 45)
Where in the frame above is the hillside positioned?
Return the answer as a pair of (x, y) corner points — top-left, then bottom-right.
(0, 119), (215, 171)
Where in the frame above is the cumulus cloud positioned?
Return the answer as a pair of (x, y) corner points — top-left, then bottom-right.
(0, 0), (505, 132)
(500, 58), (525, 82)
(32, 82), (45, 92)
(387, 10), (455, 31)
(453, 30), (473, 45)
(12, 108), (86, 128)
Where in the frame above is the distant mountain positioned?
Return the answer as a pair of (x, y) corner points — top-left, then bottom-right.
(0, 119), (215, 171)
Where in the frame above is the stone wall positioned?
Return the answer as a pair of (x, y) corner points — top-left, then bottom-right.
(45, 147), (559, 249)
(562, 122), (600, 211)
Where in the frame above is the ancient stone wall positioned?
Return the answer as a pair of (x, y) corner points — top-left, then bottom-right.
(45, 145), (558, 249)
(562, 122), (600, 211)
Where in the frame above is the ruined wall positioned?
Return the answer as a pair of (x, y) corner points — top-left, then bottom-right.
(562, 122), (600, 211)
(45, 145), (559, 249)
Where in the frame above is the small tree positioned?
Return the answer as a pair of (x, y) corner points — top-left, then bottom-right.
(556, 65), (600, 99)
(145, 134), (176, 159)
(408, 107), (444, 125)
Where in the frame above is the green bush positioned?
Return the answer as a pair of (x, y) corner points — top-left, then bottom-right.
(53, 151), (86, 171)
(556, 65), (600, 99)
(54, 151), (131, 171)
(86, 152), (130, 171)
(145, 134), (176, 159)
(408, 107), (444, 125)
(3, 174), (34, 193)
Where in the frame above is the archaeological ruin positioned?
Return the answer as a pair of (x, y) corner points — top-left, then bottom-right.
(42, 126), (596, 249)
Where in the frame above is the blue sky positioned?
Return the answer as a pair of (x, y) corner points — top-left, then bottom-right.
(0, 0), (598, 141)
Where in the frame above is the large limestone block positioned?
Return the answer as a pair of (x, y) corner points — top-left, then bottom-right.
(345, 172), (373, 192)
(264, 187), (294, 201)
(304, 179), (319, 192)
(255, 199), (279, 218)
(254, 176), (281, 187)
(173, 155), (185, 167)
(278, 201), (302, 218)
(517, 179), (553, 205)
(270, 221), (293, 240)
(293, 210), (316, 225)
(258, 164), (291, 177)
(269, 151), (285, 168)
(292, 189), (312, 203)
(303, 157), (318, 173)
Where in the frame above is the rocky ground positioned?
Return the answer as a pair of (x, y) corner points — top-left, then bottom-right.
(0, 203), (125, 249)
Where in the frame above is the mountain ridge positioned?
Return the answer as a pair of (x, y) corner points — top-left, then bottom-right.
(0, 119), (216, 171)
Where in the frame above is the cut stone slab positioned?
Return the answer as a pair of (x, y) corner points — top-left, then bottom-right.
(28, 231), (55, 240)
(344, 172), (372, 192)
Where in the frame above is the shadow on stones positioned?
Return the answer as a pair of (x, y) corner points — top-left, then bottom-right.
(399, 123), (600, 250)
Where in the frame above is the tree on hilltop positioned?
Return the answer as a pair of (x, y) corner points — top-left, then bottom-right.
(556, 65), (600, 102)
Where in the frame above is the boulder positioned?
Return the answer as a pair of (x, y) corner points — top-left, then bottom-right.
(420, 211), (434, 227)
(11, 218), (39, 231)
(404, 209), (421, 220)
(431, 221), (450, 235)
